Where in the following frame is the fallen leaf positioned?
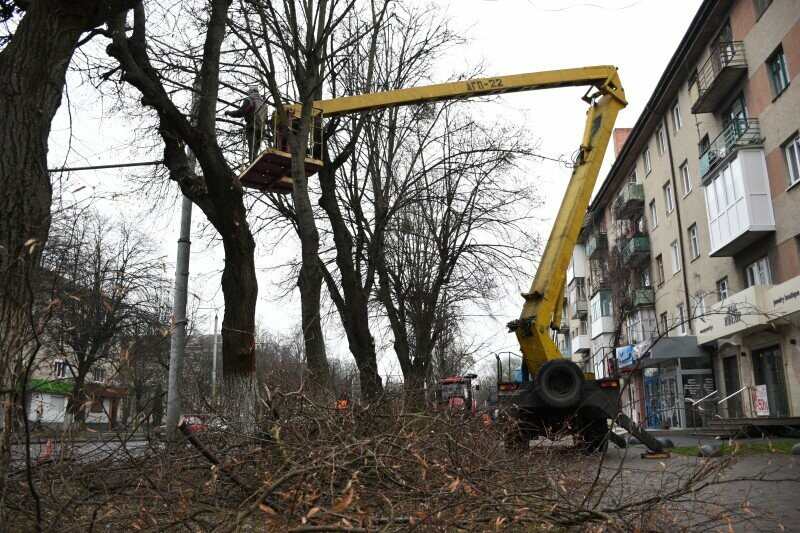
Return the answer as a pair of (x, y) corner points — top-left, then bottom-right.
(258, 502), (276, 515)
(330, 488), (354, 513)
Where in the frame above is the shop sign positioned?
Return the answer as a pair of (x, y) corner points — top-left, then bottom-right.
(766, 276), (800, 317)
(616, 344), (635, 369)
(754, 385), (770, 416)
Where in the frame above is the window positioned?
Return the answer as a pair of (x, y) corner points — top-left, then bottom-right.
(717, 277), (730, 301)
(695, 293), (707, 318)
(680, 161), (692, 196)
(643, 147), (652, 175)
(590, 290), (613, 322)
(640, 267), (651, 288)
(54, 360), (68, 379)
(660, 312), (669, 337)
(767, 47), (790, 96)
(656, 125), (666, 156)
(745, 256), (772, 287)
(675, 304), (687, 335)
(656, 254), (665, 285)
(628, 169), (638, 184)
(754, 0), (772, 19)
(670, 240), (681, 274)
(663, 182), (674, 214)
(649, 200), (658, 228)
(92, 367), (106, 383)
(785, 134), (800, 186)
(688, 224), (700, 259)
(671, 100), (682, 131)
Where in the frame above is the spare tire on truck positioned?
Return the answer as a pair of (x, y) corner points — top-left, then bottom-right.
(535, 359), (584, 408)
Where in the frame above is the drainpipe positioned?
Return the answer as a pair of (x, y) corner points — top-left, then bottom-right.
(661, 114), (693, 329)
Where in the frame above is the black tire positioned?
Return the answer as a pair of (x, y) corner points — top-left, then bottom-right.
(576, 418), (610, 454)
(535, 359), (584, 408)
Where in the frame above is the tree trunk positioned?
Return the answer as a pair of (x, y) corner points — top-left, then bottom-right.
(290, 133), (330, 387)
(317, 165), (383, 401)
(67, 371), (89, 427)
(0, 0), (134, 491)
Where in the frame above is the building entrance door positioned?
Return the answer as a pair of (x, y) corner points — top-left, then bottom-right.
(752, 345), (789, 417)
(722, 356), (742, 418)
(659, 372), (681, 428)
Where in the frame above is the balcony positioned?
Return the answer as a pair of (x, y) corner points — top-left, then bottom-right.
(692, 41), (748, 114)
(615, 183), (645, 220)
(585, 232), (607, 260)
(702, 147), (775, 257)
(699, 119), (763, 178)
(570, 300), (588, 319)
(591, 316), (615, 339)
(631, 287), (655, 307)
(621, 235), (650, 266)
(571, 335), (590, 353)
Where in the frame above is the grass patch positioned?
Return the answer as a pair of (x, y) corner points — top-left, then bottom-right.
(670, 440), (798, 457)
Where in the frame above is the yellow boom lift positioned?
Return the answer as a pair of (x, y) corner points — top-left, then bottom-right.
(239, 66), (662, 452)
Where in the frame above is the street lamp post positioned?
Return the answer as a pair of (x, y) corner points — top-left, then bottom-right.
(197, 307), (220, 402)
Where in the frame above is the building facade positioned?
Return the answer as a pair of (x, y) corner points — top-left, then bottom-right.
(569, 0), (800, 429)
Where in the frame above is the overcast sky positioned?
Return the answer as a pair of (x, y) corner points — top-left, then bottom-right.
(48, 0), (703, 378)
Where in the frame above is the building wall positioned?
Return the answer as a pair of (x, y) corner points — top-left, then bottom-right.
(585, 0), (800, 425)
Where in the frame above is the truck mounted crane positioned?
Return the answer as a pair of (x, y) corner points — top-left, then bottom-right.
(239, 66), (663, 453)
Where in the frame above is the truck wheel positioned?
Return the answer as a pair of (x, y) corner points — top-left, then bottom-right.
(535, 359), (584, 408)
(576, 419), (609, 454)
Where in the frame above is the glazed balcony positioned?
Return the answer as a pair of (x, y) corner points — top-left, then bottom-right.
(585, 232), (607, 260)
(615, 183), (645, 220)
(621, 235), (650, 266)
(569, 300), (588, 319)
(699, 118), (763, 178)
(691, 41), (748, 114)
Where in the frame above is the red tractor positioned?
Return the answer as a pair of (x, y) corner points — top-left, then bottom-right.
(434, 374), (479, 412)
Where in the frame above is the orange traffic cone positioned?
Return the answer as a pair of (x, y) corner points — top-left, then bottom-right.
(40, 438), (53, 462)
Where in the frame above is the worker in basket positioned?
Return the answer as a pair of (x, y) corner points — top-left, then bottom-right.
(225, 85), (269, 162)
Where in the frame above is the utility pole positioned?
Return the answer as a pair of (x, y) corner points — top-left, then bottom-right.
(212, 310), (219, 401)
(166, 81), (199, 439)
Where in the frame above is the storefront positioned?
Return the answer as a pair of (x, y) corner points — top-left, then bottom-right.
(699, 276), (800, 420)
(618, 337), (715, 429)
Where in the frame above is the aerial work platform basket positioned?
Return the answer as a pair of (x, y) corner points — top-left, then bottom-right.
(237, 107), (324, 194)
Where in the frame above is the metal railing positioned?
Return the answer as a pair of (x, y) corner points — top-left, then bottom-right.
(695, 41), (747, 100)
(621, 235), (650, 265)
(585, 232), (607, 259)
(718, 385), (755, 417)
(699, 118), (763, 178)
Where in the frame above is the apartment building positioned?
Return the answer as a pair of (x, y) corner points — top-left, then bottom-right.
(569, 0), (800, 429)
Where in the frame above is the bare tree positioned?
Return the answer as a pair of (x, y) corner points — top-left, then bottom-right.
(104, 0), (261, 400)
(39, 209), (168, 426)
(370, 106), (541, 408)
(228, 0), (392, 389)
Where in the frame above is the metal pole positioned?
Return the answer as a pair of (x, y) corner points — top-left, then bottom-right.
(166, 80), (199, 440)
(212, 311), (219, 401)
(165, 194), (192, 439)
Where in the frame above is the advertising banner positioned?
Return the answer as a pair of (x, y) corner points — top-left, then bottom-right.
(754, 385), (770, 416)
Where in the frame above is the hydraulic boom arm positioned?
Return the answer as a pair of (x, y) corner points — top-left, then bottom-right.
(276, 67), (626, 378)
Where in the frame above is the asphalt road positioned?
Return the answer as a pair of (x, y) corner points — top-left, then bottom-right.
(601, 439), (800, 532)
